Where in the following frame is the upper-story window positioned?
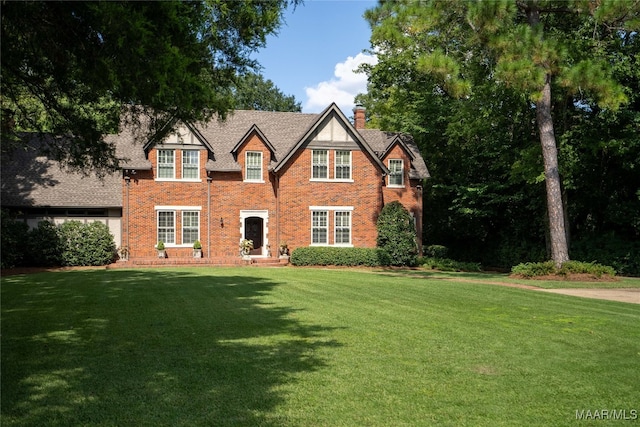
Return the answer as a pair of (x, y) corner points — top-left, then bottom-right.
(335, 151), (352, 180)
(182, 150), (200, 179)
(388, 159), (404, 187)
(245, 151), (263, 181)
(312, 150), (328, 179)
(157, 150), (175, 179)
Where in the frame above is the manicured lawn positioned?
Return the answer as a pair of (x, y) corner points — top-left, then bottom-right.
(2, 267), (639, 426)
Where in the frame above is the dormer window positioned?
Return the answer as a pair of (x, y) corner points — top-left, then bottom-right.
(388, 159), (404, 187)
(157, 150), (175, 179)
(245, 151), (263, 182)
(182, 150), (199, 179)
(335, 151), (352, 180)
(312, 150), (328, 179)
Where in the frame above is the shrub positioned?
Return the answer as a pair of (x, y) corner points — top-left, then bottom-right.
(290, 247), (391, 267)
(376, 201), (418, 267)
(58, 221), (116, 266)
(1, 209), (29, 268)
(511, 261), (556, 278)
(424, 245), (449, 258)
(557, 261), (616, 278)
(511, 261), (616, 278)
(419, 257), (482, 272)
(27, 220), (63, 267)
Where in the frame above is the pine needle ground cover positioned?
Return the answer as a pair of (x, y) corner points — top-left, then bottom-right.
(2, 268), (638, 426)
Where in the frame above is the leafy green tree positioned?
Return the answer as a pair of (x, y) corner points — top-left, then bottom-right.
(234, 73), (301, 112)
(377, 201), (418, 267)
(363, 0), (639, 267)
(1, 0), (295, 171)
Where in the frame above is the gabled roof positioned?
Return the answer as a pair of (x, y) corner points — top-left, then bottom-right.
(359, 130), (430, 180)
(112, 103), (429, 180)
(230, 124), (277, 163)
(272, 103), (388, 174)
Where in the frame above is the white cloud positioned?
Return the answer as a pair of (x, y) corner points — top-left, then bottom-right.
(304, 52), (378, 114)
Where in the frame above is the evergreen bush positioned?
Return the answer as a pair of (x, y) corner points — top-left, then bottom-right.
(27, 220), (63, 267)
(376, 201), (418, 267)
(58, 221), (116, 266)
(1, 210), (29, 268)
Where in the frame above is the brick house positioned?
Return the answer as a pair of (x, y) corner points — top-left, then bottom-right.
(1, 103), (429, 263)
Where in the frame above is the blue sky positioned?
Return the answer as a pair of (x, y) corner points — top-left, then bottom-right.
(251, 0), (378, 114)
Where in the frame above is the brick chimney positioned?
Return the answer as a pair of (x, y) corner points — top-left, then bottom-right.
(353, 104), (366, 130)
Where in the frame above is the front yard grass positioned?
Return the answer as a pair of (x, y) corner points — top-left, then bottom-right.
(2, 267), (639, 426)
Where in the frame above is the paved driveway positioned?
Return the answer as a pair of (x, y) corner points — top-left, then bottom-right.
(537, 288), (640, 304)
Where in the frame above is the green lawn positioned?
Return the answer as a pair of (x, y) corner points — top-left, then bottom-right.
(2, 267), (639, 426)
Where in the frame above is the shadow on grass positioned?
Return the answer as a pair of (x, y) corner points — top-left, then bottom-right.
(1, 269), (341, 426)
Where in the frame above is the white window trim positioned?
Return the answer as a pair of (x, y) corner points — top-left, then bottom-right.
(157, 210), (176, 246)
(334, 211), (352, 246)
(181, 150), (201, 181)
(156, 149), (176, 180)
(334, 150), (352, 181)
(311, 149), (329, 181)
(309, 206), (354, 247)
(388, 159), (405, 188)
(244, 151), (264, 183)
(311, 210), (329, 246)
(181, 211), (200, 246)
(155, 206), (202, 247)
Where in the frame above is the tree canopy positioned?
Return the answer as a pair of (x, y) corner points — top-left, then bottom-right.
(234, 73), (301, 112)
(360, 0), (640, 271)
(1, 0), (296, 171)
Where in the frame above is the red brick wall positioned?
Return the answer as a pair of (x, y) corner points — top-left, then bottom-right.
(276, 148), (384, 253)
(122, 135), (423, 259)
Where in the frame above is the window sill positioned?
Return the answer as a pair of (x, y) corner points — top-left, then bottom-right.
(243, 180), (265, 183)
(155, 178), (202, 183)
(309, 179), (354, 183)
(387, 185), (406, 189)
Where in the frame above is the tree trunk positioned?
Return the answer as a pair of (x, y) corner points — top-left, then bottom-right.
(536, 77), (570, 267)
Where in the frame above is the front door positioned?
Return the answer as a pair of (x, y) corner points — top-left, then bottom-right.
(244, 217), (263, 256)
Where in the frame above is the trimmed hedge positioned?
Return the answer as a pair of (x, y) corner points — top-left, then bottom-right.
(290, 247), (391, 267)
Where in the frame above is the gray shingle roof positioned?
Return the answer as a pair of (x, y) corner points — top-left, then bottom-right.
(1, 135), (122, 208)
(2, 105), (429, 209)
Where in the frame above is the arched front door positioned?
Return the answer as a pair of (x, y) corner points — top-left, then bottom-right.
(244, 216), (264, 256)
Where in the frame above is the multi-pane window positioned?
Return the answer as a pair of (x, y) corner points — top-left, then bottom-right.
(157, 150), (175, 179)
(245, 151), (263, 181)
(334, 211), (351, 244)
(157, 211), (175, 244)
(312, 150), (328, 179)
(311, 211), (328, 244)
(335, 151), (351, 180)
(182, 150), (199, 179)
(388, 159), (404, 187)
(182, 211), (199, 244)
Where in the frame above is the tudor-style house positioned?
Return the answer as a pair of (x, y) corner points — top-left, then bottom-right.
(1, 103), (429, 263)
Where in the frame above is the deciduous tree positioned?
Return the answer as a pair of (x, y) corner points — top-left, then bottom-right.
(1, 0), (296, 171)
